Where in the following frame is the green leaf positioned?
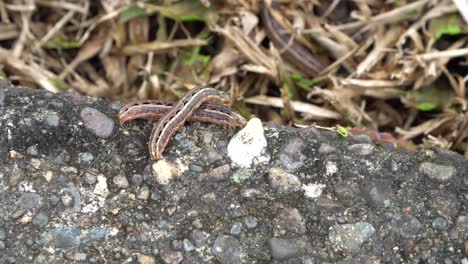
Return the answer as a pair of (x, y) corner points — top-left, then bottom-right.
(436, 25), (461, 38)
(415, 102), (437, 112)
(120, 5), (145, 23)
(290, 73), (320, 91)
(336, 125), (349, 137)
(146, 0), (208, 22)
(428, 14), (463, 39)
(405, 85), (451, 111)
(49, 37), (81, 49)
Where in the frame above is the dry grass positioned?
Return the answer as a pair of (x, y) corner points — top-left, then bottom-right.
(0, 0), (467, 154)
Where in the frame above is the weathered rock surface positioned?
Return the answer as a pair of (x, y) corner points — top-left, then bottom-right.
(0, 83), (467, 263)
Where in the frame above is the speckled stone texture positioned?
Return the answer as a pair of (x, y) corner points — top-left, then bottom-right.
(0, 83), (467, 264)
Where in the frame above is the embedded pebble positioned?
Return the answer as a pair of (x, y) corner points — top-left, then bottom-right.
(183, 239), (195, 252)
(192, 219), (203, 229)
(391, 215), (421, 238)
(279, 138), (306, 171)
(347, 143), (375, 155)
(350, 134), (373, 144)
(268, 238), (305, 259)
(44, 227), (111, 248)
(227, 118), (270, 167)
(137, 254), (156, 264)
(61, 193), (74, 207)
(362, 179), (393, 208)
(152, 159), (187, 185)
(420, 162), (456, 182)
(199, 164), (231, 181)
(27, 145), (39, 156)
(83, 172), (97, 185)
(230, 223), (242, 236)
(137, 185), (150, 200)
(32, 210), (49, 228)
(329, 222), (375, 253)
(318, 143), (336, 154)
(190, 230), (206, 248)
(432, 217), (448, 230)
(211, 235), (242, 264)
(18, 192), (41, 210)
(77, 152), (94, 164)
(0, 229), (5, 240)
(80, 107), (114, 139)
(275, 208), (306, 235)
(159, 249), (183, 264)
(45, 113), (60, 127)
(0, 241), (5, 250)
(132, 174), (143, 186)
(114, 174), (129, 189)
(65, 251), (87, 261)
(268, 168), (301, 193)
(244, 216), (258, 229)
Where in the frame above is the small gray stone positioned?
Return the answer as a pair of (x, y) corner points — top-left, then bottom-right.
(11, 209), (27, 219)
(137, 185), (150, 201)
(0, 229), (5, 240)
(65, 251), (87, 261)
(391, 215), (421, 239)
(160, 249), (183, 264)
(432, 217), (448, 230)
(279, 138), (306, 171)
(211, 235), (242, 264)
(80, 107), (114, 139)
(132, 174), (143, 186)
(420, 162), (456, 182)
(200, 164), (231, 181)
(183, 239), (195, 252)
(362, 179), (393, 208)
(83, 172), (97, 185)
(44, 227), (81, 248)
(318, 143), (336, 154)
(61, 193), (74, 207)
(172, 240), (184, 250)
(45, 114), (60, 127)
(268, 238), (305, 259)
(190, 230), (206, 248)
(27, 145), (39, 156)
(329, 222), (375, 253)
(275, 208), (306, 235)
(189, 164), (204, 173)
(316, 197), (344, 213)
(347, 143), (375, 155)
(244, 216), (258, 229)
(32, 209), (49, 228)
(268, 168), (301, 193)
(230, 223), (242, 236)
(0, 241), (5, 250)
(77, 152), (94, 164)
(350, 134), (373, 144)
(207, 150), (223, 163)
(18, 192), (41, 210)
(114, 174), (129, 189)
(192, 219), (203, 229)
